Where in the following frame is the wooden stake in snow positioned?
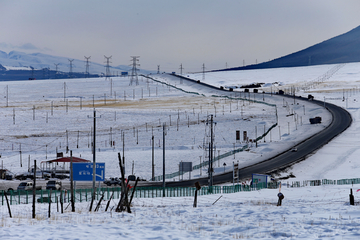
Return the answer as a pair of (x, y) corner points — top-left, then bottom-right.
(277, 182), (284, 206)
(48, 190), (52, 218)
(212, 195), (223, 205)
(350, 189), (355, 206)
(60, 191), (64, 214)
(105, 192), (114, 212)
(129, 177), (140, 206)
(193, 182), (201, 208)
(4, 192), (12, 218)
(32, 160), (36, 219)
(116, 152), (131, 213)
(95, 192), (105, 212)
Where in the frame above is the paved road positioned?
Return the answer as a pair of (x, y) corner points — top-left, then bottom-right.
(137, 96), (351, 188)
(138, 75), (353, 188)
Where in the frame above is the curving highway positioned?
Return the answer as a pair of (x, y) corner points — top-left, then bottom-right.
(141, 75), (353, 188)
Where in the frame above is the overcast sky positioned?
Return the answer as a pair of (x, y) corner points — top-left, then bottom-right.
(1, 0), (360, 72)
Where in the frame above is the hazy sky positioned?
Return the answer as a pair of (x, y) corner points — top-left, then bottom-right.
(1, 0), (360, 72)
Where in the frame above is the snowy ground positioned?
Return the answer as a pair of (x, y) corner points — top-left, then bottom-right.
(1, 62), (360, 239)
(2, 184), (360, 239)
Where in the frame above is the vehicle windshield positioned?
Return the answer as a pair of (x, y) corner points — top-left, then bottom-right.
(19, 182), (27, 186)
(47, 181), (56, 184)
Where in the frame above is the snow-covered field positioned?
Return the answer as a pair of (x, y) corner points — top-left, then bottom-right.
(2, 184), (360, 239)
(1, 62), (360, 239)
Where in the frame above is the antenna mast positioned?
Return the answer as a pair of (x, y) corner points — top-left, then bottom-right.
(129, 56), (140, 86)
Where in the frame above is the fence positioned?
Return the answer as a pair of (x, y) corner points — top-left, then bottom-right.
(0, 185), (221, 206)
(289, 178), (360, 188)
(2, 177), (359, 206)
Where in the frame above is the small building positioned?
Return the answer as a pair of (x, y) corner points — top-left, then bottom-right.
(40, 157), (91, 174)
(0, 169), (11, 179)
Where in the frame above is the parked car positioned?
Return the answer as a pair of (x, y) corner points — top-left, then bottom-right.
(127, 175), (136, 181)
(46, 180), (62, 190)
(104, 177), (122, 186)
(54, 174), (69, 179)
(17, 181), (41, 191)
(15, 173), (31, 180)
(5, 173), (13, 180)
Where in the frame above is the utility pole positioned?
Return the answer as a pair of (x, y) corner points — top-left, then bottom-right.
(85, 56), (91, 78)
(104, 55), (112, 80)
(6, 85), (8, 107)
(93, 110), (96, 193)
(88, 109), (101, 211)
(122, 131), (125, 173)
(208, 115), (214, 190)
(32, 160), (36, 219)
(130, 56), (140, 85)
(152, 135), (154, 180)
(157, 65), (160, 74)
(162, 123), (166, 197)
(63, 82), (66, 102)
(70, 151), (75, 212)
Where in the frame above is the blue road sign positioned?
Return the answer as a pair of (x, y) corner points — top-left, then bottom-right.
(72, 163), (105, 181)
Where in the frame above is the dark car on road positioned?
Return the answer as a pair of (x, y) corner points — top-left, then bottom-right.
(104, 177), (122, 186)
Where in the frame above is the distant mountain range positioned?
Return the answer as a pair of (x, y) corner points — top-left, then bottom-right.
(216, 25), (360, 72)
(0, 51), (151, 81)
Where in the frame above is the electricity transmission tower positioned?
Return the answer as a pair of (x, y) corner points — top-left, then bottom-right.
(85, 56), (91, 78)
(129, 56), (140, 86)
(54, 63), (60, 78)
(104, 55), (112, 80)
(179, 63), (184, 75)
(202, 63), (206, 80)
(30, 67), (35, 80)
(68, 59), (74, 78)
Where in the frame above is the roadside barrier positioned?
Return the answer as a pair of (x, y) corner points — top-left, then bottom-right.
(1, 177), (359, 206)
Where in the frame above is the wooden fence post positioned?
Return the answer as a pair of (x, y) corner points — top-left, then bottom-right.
(4, 192), (12, 218)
